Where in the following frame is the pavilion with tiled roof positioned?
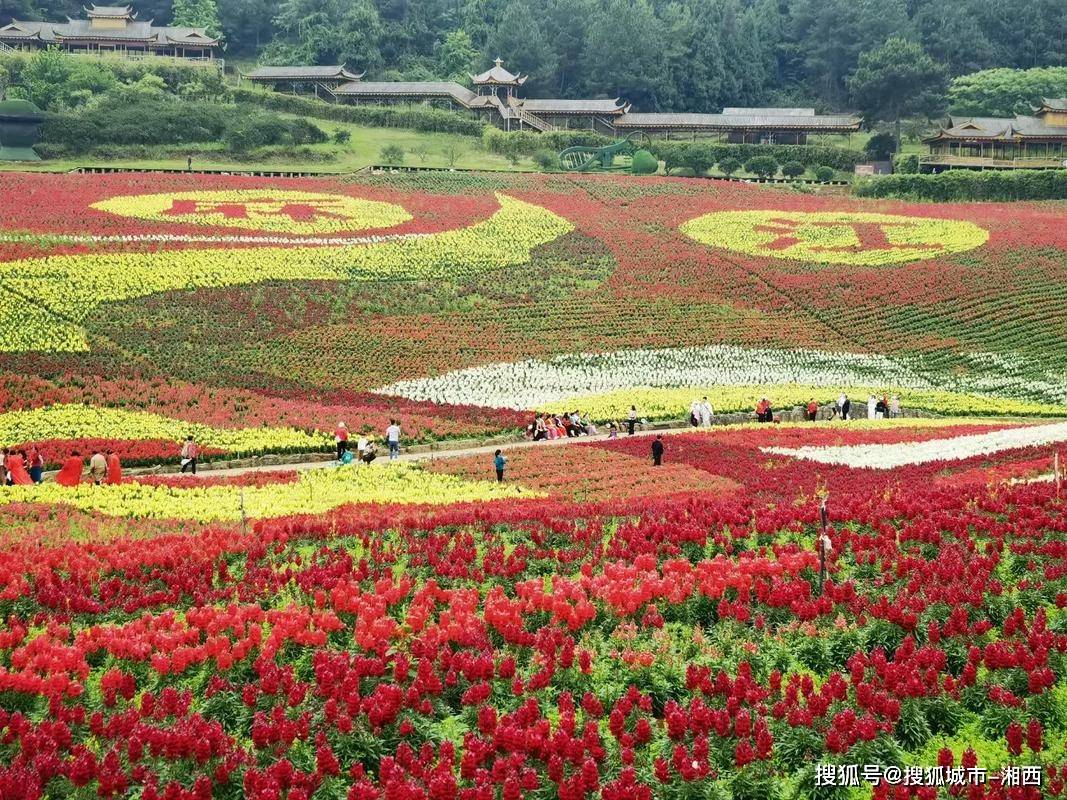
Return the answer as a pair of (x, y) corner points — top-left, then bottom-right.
(613, 107), (862, 143)
(922, 99), (1067, 169)
(0, 4), (219, 59)
(240, 65), (365, 98)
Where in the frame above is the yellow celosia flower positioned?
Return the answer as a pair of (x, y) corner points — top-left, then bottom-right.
(0, 194), (572, 352)
(0, 403), (329, 453)
(0, 463), (535, 522)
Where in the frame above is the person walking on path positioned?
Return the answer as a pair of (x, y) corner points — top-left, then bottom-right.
(494, 449), (507, 482)
(651, 435), (664, 467)
(837, 393), (851, 421)
(55, 451), (84, 487)
(867, 395), (877, 420)
(105, 449), (122, 485)
(627, 406), (638, 436)
(89, 449), (107, 485)
(807, 398), (819, 422)
(27, 445), (44, 484)
(385, 419), (401, 460)
(335, 421), (349, 462)
(180, 435), (199, 474)
(689, 399), (701, 427)
(356, 434), (369, 461)
(6, 451), (32, 485)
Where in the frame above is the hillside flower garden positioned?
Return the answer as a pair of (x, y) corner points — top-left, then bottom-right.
(0, 170), (1064, 798)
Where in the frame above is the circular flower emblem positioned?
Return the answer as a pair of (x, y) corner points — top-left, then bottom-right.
(91, 189), (412, 234)
(681, 210), (988, 265)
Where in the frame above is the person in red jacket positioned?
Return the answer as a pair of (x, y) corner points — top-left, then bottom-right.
(6, 450), (32, 485)
(806, 398), (819, 422)
(105, 449), (122, 485)
(55, 451), (84, 487)
(335, 421), (349, 461)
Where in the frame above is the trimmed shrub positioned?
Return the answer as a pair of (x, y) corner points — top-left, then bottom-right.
(813, 165), (835, 182)
(781, 160), (806, 178)
(531, 149), (557, 171)
(483, 127), (609, 156)
(650, 140), (863, 172)
(853, 169), (1067, 201)
(630, 149), (658, 175)
(718, 157), (742, 176)
(744, 156), (778, 178)
(893, 153), (920, 174)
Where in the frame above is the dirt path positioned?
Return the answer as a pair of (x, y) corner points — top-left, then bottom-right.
(203, 423), (690, 477)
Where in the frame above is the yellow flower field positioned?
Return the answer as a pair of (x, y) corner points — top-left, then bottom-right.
(0, 194), (572, 352)
(680, 210), (989, 266)
(0, 463), (534, 522)
(92, 189), (413, 234)
(0, 403), (330, 453)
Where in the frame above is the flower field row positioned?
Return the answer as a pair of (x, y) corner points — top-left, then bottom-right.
(0, 421), (1063, 799)
(0, 462), (531, 522)
(762, 420), (1067, 469)
(0, 403), (330, 457)
(0, 169), (1063, 462)
(373, 346), (1067, 415)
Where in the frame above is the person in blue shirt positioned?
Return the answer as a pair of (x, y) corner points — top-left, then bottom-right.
(494, 449), (507, 482)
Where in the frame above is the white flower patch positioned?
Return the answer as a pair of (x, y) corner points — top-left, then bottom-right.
(762, 421), (1067, 470)
(373, 346), (938, 409)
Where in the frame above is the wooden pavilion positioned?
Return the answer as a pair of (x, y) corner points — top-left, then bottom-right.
(240, 66), (365, 98)
(922, 99), (1067, 169)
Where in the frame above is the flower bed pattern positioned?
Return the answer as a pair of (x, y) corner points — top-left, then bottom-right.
(0, 169), (1064, 462)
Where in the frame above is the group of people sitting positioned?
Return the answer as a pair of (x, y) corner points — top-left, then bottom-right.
(528, 411), (598, 441)
(334, 421), (380, 465)
(3, 446), (123, 487)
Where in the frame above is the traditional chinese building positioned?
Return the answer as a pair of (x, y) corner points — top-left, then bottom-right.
(329, 58), (634, 134)
(0, 4), (220, 60)
(240, 65), (365, 98)
(922, 99), (1067, 170)
(286, 58), (861, 139)
(613, 107), (862, 143)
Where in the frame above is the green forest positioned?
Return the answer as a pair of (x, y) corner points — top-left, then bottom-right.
(1, 0), (1064, 112)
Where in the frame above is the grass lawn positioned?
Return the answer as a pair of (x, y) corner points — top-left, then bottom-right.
(1, 119), (535, 174)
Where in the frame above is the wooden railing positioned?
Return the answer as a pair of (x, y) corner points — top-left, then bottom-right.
(921, 154), (1066, 168)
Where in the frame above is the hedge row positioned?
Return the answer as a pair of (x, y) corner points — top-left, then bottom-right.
(41, 98), (327, 153)
(650, 140), (864, 172)
(853, 169), (1067, 201)
(482, 128), (611, 156)
(231, 88), (487, 136)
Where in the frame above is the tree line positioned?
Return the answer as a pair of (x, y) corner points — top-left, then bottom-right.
(0, 0), (1063, 113)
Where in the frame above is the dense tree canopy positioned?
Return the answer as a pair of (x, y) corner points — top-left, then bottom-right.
(0, 0), (1063, 110)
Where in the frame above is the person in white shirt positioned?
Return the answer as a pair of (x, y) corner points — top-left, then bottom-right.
(385, 419), (401, 460)
(699, 397), (713, 427)
(889, 395), (901, 418)
(689, 399), (701, 427)
(356, 435), (369, 461)
(867, 395), (877, 420)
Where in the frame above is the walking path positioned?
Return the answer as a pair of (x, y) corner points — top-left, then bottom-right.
(205, 423), (686, 477)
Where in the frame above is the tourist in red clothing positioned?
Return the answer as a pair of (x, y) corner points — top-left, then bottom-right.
(6, 451), (32, 485)
(55, 452), (84, 486)
(105, 449), (122, 485)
